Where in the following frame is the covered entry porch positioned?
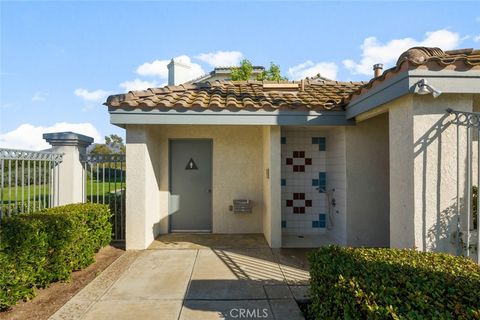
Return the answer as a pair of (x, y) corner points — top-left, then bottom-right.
(124, 124), (283, 250)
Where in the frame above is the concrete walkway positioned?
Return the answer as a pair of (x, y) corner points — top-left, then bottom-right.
(50, 234), (311, 320)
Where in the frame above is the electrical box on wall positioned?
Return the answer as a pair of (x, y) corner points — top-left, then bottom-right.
(230, 199), (253, 213)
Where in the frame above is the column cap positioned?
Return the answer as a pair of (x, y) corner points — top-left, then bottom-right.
(43, 131), (94, 147)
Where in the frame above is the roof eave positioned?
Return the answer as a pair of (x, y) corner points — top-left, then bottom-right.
(108, 108), (355, 126)
(345, 69), (480, 119)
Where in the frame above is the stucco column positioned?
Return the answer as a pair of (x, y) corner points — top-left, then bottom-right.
(389, 94), (473, 253)
(125, 125), (161, 250)
(43, 131), (93, 206)
(263, 126), (282, 248)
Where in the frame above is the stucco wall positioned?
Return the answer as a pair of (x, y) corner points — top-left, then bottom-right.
(326, 127), (347, 245)
(147, 125), (265, 235)
(413, 94), (472, 253)
(346, 112), (390, 247)
(389, 94), (473, 253)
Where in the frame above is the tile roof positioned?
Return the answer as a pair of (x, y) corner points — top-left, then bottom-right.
(105, 79), (365, 112)
(349, 47), (480, 100)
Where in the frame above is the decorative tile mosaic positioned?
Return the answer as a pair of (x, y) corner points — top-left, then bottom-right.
(281, 130), (327, 235)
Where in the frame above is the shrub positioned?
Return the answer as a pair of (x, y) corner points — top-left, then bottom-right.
(0, 203), (112, 311)
(308, 246), (480, 319)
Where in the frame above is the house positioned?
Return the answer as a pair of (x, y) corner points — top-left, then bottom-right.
(187, 66), (266, 84)
(105, 47), (480, 259)
(167, 58), (265, 85)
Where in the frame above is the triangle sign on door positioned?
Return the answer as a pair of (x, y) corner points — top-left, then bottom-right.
(185, 158), (198, 170)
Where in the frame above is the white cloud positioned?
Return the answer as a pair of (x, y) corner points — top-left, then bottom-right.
(74, 88), (111, 102)
(195, 50), (243, 67)
(119, 79), (159, 91)
(474, 35), (480, 43)
(343, 29), (461, 76)
(288, 61), (338, 80)
(0, 122), (103, 151)
(136, 59), (170, 78)
(32, 91), (48, 101)
(136, 55), (205, 81)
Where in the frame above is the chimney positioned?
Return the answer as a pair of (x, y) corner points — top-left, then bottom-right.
(167, 58), (191, 85)
(373, 63), (383, 78)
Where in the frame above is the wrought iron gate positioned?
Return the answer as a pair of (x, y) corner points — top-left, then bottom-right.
(448, 108), (480, 262)
(81, 154), (126, 241)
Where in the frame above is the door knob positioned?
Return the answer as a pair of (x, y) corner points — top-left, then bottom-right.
(208, 189), (211, 193)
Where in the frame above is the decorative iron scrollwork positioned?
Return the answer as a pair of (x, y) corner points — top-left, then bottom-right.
(447, 108), (480, 128)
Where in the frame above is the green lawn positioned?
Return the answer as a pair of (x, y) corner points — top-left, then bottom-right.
(1, 181), (125, 203)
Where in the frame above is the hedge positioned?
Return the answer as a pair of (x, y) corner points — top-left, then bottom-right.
(0, 203), (112, 311)
(308, 246), (480, 319)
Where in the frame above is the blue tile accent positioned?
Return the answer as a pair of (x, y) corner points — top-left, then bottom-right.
(318, 137), (326, 151)
(319, 172), (327, 193)
(312, 214), (327, 228)
(312, 179), (319, 186)
(312, 137), (326, 150)
(281, 137), (286, 144)
(319, 214), (326, 228)
(281, 179), (286, 186)
(281, 220), (287, 228)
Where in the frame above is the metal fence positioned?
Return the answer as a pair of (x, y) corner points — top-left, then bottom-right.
(0, 148), (125, 242)
(448, 108), (480, 263)
(0, 148), (63, 219)
(81, 153), (126, 241)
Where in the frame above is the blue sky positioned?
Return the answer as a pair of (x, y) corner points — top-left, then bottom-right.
(1, 1), (479, 149)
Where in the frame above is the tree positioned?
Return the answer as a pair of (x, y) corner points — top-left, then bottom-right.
(230, 59), (287, 81)
(230, 59), (254, 81)
(257, 63), (287, 81)
(90, 134), (126, 154)
(105, 134), (126, 153)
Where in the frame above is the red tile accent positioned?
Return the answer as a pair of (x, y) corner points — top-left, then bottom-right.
(299, 165), (305, 172)
(294, 207), (305, 214)
(286, 158), (293, 165)
(294, 193), (305, 200)
(293, 151), (305, 158)
(293, 165), (299, 172)
(305, 158), (312, 165)
(286, 200), (293, 207)
(305, 200), (312, 207)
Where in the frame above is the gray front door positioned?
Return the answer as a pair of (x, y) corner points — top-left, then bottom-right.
(169, 140), (212, 232)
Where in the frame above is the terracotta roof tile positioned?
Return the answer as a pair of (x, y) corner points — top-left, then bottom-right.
(106, 79), (365, 111)
(349, 47), (480, 101)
